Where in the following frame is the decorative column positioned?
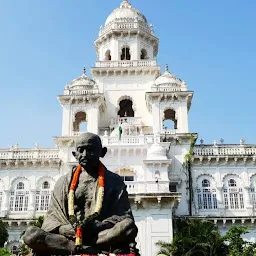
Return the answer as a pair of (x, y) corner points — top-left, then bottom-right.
(27, 189), (36, 219)
(1, 190), (10, 217)
(151, 101), (161, 134)
(216, 186), (225, 215)
(244, 186), (253, 215)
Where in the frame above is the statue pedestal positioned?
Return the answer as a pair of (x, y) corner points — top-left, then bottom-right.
(72, 254), (135, 256)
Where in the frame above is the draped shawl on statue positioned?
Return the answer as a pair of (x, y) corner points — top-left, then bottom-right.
(42, 166), (133, 233)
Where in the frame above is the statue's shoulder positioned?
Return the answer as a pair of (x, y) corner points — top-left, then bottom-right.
(105, 169), (124, 186)
(54, 168), (74, 188)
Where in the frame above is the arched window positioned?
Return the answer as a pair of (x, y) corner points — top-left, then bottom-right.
(250, 177), (256, 208)
(118, 99), (134, 117)
(116, 168), (135, 193)
(223, 178), (244, 209)
(140, 49), (147, 60)
(73, 111), (87, 134)
(10, 181), (29, 212)
(42, 181), (50, 189)
(17, 182), (24, 190)
(197, 179), (217, 210)
(121, 47), (131, 60)
(0, 181), (3, 212)
(163, 109), (177, 130)
(36, 181), (52, 212)
(105, 50), (111, 60)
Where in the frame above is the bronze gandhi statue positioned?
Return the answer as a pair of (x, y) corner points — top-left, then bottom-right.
(23, 132), (139, 255)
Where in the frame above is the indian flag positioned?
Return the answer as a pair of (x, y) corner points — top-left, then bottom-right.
(118, 125), (122, 139)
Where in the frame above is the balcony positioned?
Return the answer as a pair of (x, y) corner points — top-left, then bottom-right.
(125, 181), (170, 194)
(110, 117), (142, 128)
(95, 60), (157, 68)
(0, 148), (59, 160)
(99, 21), (152, 37)
(194, 145), (256, 156)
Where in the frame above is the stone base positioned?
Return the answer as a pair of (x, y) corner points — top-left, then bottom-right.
(72, 254), (135, 256)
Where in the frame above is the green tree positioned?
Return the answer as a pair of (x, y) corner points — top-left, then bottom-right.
(0, 220), (9, 247)
(156, 218), (228, 256)
(223, 226), (256, 256)
(30, 216), (44, 228)
(0, 248), (12, 256)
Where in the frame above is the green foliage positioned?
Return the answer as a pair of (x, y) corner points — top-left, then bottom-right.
(223, 226), (256, 256)
(184, 134), (196, 164)
(156, 220), (256, 256)
(0, 220), (9, 248)
(156, 218), (228, 256)
(0, 248), (12, 256)
(18, 243), (31, 256)
(30, 215), (44, 228)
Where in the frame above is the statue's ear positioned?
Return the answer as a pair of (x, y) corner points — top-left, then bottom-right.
(72, 151), (78, 159)
(101, 147), (107, 158)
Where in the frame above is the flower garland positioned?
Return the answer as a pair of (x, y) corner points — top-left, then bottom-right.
(68, 162), (105, 246)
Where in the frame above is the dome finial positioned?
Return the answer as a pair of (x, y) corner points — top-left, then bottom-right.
(83, 66), (86, 75)
(120, 0), (132, 8)
(165, 64), (169, 72)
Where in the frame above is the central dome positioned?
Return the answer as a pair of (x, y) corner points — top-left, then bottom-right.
(105, 0), (148, 26)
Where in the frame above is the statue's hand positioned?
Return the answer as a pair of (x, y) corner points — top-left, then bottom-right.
(59, 224), (76, 240)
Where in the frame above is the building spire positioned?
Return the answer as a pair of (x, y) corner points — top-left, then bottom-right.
(165, 64), (169, 72)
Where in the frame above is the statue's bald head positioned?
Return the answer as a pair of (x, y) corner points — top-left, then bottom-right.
(72, 132), (107, 170)
(75, 132), (102, 149)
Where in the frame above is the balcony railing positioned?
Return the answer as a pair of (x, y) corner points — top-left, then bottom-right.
(110, 117), (142, 127)
(125, 181), (170, 194)
(95, 60), (157, 68)
(194, 145), (256, 156)
(63, 88), (99, 96)
(151, 85), (186, 92)
(0, 148), (59, 160)
(99, 21), (152, 36)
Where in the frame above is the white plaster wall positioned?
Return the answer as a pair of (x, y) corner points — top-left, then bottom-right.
(192, 166), (256, 217)
(93, 75), (156, 129)
(132, 207), (173, 256)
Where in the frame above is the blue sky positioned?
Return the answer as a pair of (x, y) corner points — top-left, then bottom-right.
(0, 0), (255, 148)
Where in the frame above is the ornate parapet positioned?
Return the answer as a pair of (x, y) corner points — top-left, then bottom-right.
(0, 148), (60, 169)
(193, 144), (256, 165)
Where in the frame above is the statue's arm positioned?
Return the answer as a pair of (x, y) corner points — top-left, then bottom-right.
(93, 184), (138, 246)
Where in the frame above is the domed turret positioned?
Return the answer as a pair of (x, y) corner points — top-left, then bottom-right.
(105, 0), (148, 27)
(147, 143), (167, 160)
(95, 0), (159, 62)
(67, 68), (96, 89)
(154, 65), (187, 91)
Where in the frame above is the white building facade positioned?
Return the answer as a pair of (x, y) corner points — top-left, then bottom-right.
(1, 0), (256, 255)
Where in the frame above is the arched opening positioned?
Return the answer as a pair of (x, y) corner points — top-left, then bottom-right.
(163, 109), (177, 130)
(121, 47), (131, 60)
(10, 180), (29, 212)
(140, 49), (147, 60)
(42, 181), (50, 190)
(223, 178), (244, 209)
(197, 178), (218, 210)
(73, 111), (87, 132)
(250, 176), (256, 208)
(105, 50), (111, 60)
(116, 168), (135, 182)
(36, 180), (52, 212)
(118, 99), (134, 117)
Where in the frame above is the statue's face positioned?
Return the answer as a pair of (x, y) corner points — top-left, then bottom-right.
(74, 133), (103, 170)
